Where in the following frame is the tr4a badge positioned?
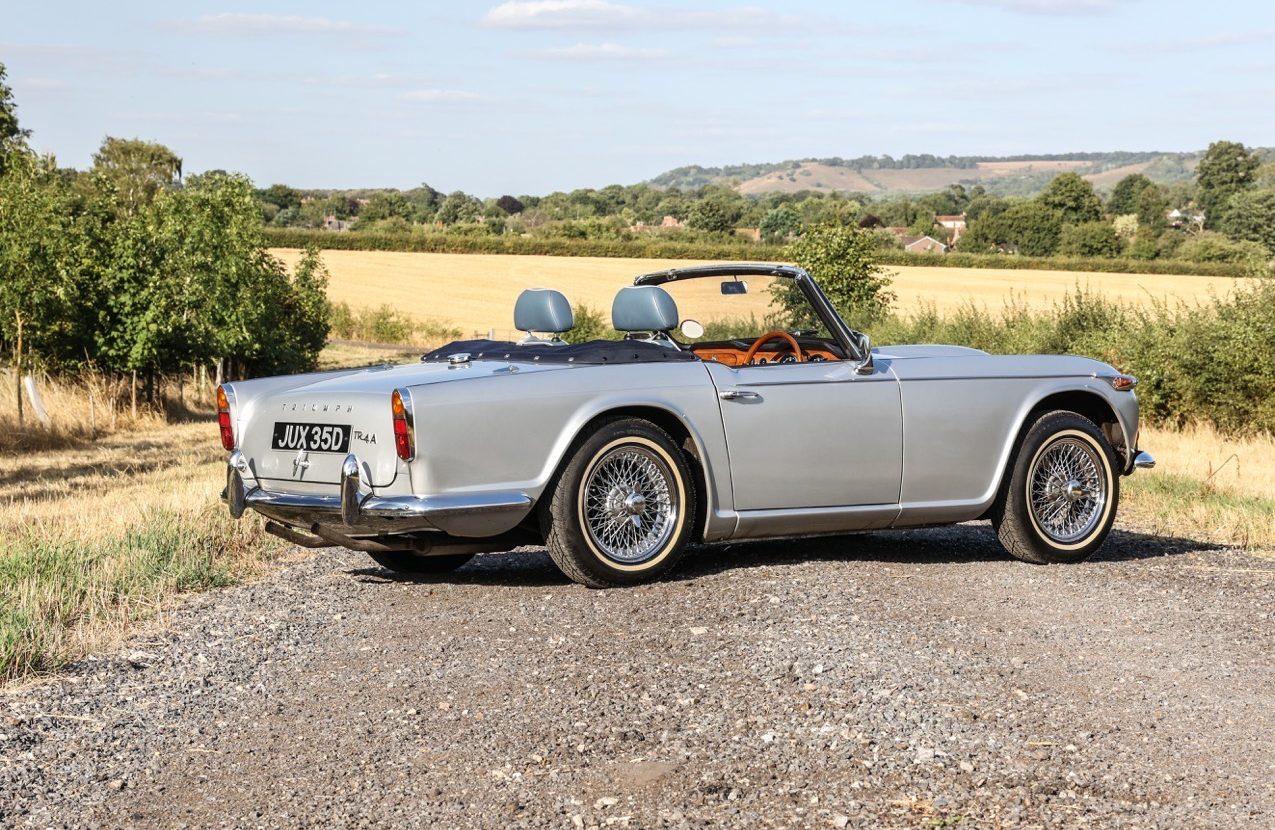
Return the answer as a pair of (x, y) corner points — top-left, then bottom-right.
(353, 429), (377, 445)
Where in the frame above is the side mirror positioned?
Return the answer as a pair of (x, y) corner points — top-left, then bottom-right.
(853, 331), (874, 375)
(721, 280), (748, 295)
(679, 319), (705, 339)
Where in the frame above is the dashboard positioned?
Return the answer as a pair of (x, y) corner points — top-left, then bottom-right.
(689, 337), (845, 367)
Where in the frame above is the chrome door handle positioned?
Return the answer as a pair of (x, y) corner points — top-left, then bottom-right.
(719, 389), (760, 401)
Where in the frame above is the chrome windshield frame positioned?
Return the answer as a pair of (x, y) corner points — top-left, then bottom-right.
(632, 263), (867, 363)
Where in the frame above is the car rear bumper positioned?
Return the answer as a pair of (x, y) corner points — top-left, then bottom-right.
(222, 450), (532, 537)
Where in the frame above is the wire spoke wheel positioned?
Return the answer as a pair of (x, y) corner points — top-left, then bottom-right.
(1027, 436), (1107, 545)
(582, 444), (679, 564)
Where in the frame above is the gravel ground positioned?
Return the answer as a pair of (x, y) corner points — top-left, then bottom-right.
(2, 522), (1272, 829)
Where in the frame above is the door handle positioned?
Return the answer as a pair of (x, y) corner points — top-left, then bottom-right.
(719, 389), (760, 401)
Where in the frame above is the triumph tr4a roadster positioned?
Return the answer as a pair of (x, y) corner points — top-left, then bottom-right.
(221, 263), (1154, 587)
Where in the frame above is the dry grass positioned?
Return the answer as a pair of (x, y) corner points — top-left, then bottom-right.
(270, 249), (1248, 340)
(0, 420), (289, 682)
(0, 369), (203, 454)
(1122, 423), (1275, 552)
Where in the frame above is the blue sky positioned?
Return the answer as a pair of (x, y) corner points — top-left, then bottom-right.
(3, 1), (1272, 195)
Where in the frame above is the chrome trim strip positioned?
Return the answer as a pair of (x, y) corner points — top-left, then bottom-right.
(896, 374), (1092, 382)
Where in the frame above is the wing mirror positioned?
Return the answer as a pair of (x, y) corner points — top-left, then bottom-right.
(721, 280), (748, 295)
(852, 331), (874, 375)
(679, 319), (705, 339)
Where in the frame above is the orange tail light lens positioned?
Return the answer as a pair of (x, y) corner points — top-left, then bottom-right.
(391, 389), (414, 461)
(216, 385), (235, 451)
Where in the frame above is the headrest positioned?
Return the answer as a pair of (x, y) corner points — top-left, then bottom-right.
(514, 289), (574, 334)
(612, 286), (679, 332)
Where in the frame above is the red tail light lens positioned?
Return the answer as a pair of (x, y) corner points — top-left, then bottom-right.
(216, 385), (235, 451)
(391, 389), (414, 461)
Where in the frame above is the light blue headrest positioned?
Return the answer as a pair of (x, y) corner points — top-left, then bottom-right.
(514, 289), (574, 333)
(612, 286), (679, 332)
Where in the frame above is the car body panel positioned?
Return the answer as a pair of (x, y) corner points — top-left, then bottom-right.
(222, 265), (1144, 550)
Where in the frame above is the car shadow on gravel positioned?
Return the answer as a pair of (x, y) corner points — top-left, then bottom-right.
(349, 524), (1222, 587)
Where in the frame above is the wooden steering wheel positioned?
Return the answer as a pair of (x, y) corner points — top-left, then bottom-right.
(741, 330), (803, 365)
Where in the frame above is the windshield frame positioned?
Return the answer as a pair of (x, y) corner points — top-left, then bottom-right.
(632, 263), (865, 362)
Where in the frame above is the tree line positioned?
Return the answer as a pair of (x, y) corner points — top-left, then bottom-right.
(0, 62), (329, 387)
(257, 143), (1275, 274)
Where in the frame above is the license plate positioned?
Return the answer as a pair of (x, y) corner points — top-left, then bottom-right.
(271, 422), (351, 454)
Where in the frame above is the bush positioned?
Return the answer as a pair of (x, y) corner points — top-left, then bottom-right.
(328, 301), (460, 346)
(1059, 222), (1121, 258)
(562, 304), (618, 344)
(874, 280), (1275, 435)
(780, 224), (894, 328)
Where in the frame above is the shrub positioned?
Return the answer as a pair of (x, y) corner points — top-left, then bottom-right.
(1059, 222), (1121, 258)
(780, 224), (894, 328)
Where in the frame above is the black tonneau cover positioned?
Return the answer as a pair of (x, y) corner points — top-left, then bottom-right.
(423, 339), (699, 365)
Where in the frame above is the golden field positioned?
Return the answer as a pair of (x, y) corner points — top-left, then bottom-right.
(269, 249), (1250, 340)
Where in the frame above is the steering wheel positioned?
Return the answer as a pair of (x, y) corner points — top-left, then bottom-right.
(741, 330), (803, 365)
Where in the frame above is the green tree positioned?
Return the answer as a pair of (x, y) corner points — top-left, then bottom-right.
(355, 191), (414, 226)
(962, 202), (1065, 256)
(1195, 140), (1258, 227)
(435, 191), (481, 225)
(495, 194), (525, 215)
(1221, 189), (1275, 253)
(1108, 174), (1154, 215)
(0, 61), (30, 173)
(1058, 221), (1121, 258)
(1135, 185), (1169, 234)
(686, 196), (738, 234)
(778, 224), (894, 328)
(1038, 172), (1102, 224)
(759, 205), (800, 243)
(0, 153), (102, 367)
(90, 137), (183, 216)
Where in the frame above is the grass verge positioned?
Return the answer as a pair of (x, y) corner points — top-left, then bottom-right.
(0, 510), (281, 682)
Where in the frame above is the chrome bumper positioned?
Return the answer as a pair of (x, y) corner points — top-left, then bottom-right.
(223, 450), (532, 537)
(1132, 450), (1155, 470)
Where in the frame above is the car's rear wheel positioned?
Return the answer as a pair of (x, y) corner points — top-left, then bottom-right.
(366, 551), (474, 575)
(543, 417), (695, 588)
(993, 410), (1119, 564)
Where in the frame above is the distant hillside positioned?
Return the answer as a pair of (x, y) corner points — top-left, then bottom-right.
(649, 151), (1202, 197)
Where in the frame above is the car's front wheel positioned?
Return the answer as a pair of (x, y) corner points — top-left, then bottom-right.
(542, 417), (696, 588)
(993, 410), (1120, 564)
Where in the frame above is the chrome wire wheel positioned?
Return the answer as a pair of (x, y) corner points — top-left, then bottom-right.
(582, 444), (679, 564)
(1027, 436), (1107, 545)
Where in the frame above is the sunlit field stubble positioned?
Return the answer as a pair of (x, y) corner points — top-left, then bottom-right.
(270, 248), (1252, 340)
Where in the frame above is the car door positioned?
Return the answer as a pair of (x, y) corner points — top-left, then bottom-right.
(705, 358), (902, 513)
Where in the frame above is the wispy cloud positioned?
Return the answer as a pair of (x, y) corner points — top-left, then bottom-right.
(398, 89), (484, 103)
(530, 42), (667, 60)
(170, 13), (403, 37)
(947, 0), (1132, 14)
(482, 1), (799, 31)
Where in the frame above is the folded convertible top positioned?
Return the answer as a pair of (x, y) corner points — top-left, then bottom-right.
(422, 338), (699, 365)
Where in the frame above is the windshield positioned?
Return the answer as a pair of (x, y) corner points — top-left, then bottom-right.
(660, 276), (833, 342)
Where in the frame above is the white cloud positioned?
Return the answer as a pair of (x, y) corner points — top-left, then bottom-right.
(531, 42), (667, 60)
(482, 1), (797, 31)
(175, 13), (402, 36)
(949, 0), (1131, 14)
(398, 89), (484, 103)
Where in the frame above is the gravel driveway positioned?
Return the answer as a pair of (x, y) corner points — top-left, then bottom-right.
(3, 522), (1272, 829)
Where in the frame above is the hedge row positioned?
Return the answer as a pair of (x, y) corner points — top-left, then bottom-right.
(262, 228), (1249, 278)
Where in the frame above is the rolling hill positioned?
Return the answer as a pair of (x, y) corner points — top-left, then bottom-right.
(650, 151), (1203, 197)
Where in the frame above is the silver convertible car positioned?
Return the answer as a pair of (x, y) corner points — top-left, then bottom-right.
(221, 263), (1154, 587)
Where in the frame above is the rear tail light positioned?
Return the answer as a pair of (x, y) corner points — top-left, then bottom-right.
(391, 388), (414, 461)
(216, 385), (235, 451)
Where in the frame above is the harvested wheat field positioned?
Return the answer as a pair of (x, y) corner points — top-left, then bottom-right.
(270, 249), (1246, 338)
